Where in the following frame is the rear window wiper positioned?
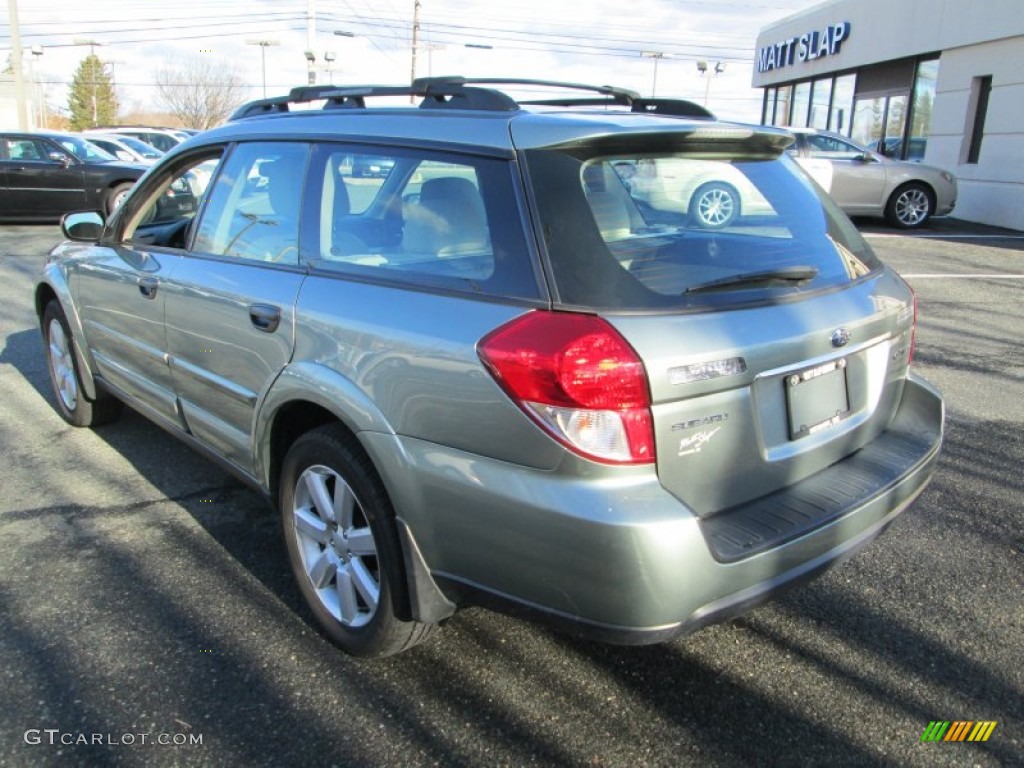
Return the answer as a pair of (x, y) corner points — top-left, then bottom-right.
(684, 266), (819, 294)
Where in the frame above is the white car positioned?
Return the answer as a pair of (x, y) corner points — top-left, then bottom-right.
(83, 133), (164, 165)
(786, 128), (957, 229)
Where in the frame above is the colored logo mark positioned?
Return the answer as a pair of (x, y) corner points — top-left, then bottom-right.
(921, 721), (997, 742)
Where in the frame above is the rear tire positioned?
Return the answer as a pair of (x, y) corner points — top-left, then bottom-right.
(280, 424), (437, 657)
(42, 301), (123, 427)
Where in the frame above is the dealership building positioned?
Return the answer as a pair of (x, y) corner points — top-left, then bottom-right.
(753, 0), (1024, 230)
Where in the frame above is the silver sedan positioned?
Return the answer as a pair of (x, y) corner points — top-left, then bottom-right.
(787, 128), (957, 228)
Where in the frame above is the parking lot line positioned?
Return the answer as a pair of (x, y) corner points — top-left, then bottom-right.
(863, 233), (1024, 240)
(900, 273), (1024, 278)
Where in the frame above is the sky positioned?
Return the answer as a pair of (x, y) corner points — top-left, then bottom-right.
(3, 0), (821, 124)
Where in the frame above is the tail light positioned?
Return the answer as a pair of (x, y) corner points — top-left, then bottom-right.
(478, 311), (654, 464)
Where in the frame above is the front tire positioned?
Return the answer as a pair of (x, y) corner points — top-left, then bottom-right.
(885, 182), (934, 228)
(280, 424), (437, 657)
(689, 182), (739, 229)
(42, 301), (123, 427)
(106, 182), (134, 215)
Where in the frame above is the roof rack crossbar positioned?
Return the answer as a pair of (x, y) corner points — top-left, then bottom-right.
(631, 98), (714, 119)
(228, 76), (713, 121)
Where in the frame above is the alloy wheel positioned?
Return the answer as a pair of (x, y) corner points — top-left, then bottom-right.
(291, 464), (380, 628)
(895, 187), (931, 227)
(47, 318), (78, 412)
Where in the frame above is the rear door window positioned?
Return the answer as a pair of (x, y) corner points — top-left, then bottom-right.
(304, 144), (542, 300)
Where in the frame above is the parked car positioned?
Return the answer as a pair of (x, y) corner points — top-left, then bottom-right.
(786, 128), (956, 228)
(869, 136), (928, 162)
(85, 126), (188, 153)
(84, 133), (165, 165)
(37, 78), (943, 658)
(612, 157), (776, 229)
(0, 130), (149, 221)
(350, 154), (395, 178)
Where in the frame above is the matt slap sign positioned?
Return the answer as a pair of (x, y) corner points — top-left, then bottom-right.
(757, 22), (851, 73)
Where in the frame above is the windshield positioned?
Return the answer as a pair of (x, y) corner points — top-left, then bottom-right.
(57, 135), (118, 162)
(111, 135), (164, 159)
(525, 146), (880, 310)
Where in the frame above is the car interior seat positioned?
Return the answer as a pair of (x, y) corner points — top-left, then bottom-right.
(401, 176), (490, 257)
(244, 158), (301, 263)
(320, 158), (369, 260)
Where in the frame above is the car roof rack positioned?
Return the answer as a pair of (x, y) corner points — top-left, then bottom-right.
(229, 76), (715, 121)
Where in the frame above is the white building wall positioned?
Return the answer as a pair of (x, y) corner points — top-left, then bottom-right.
(929, 36), (1024, 229)
(754, 0), (1024, 231)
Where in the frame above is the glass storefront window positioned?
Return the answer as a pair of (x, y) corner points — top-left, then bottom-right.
(791, 81), (811, 128)
(907, 58), (939, 161)
(775, 85), (792, 127)
(830, 74), (855, 135)
(852, 95), (885, 147)
(885, 94), (908, 155)
(809, 77), (832, 129)
(763, 87), (777, 124)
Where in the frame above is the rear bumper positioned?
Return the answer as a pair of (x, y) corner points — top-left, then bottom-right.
(365, 373), (943, 642)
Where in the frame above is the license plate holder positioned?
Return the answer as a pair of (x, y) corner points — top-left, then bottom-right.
(786, 359), (850, 440)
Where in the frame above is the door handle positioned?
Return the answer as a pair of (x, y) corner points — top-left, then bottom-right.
(138, 277), (159, 299)
(249, 304), (281, 333)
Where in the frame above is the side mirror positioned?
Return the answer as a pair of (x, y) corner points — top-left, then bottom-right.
(49, 151), (74, 168)
(117, 151), (133, 162)
(61, 211), (105, 242)
(854, 152), (875, 163)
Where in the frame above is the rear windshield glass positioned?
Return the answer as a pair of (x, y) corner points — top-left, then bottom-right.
(524, 146), (881, 310)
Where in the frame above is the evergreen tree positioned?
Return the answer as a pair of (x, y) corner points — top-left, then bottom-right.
(68, 54), (118, 129)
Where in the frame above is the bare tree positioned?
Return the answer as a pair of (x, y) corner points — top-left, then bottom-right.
(154, 55), (249, 130)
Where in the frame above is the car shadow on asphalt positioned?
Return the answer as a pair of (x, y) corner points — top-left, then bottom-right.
(2, 326), (305, 622)
(854, 217), (1024, 251)
(4, 324), (1021, 765)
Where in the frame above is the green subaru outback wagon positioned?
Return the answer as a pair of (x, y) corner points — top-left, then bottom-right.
(36, 78), (943, 657)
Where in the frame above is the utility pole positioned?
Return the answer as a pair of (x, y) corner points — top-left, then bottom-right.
(306, 0), (317, 85)
(7, 0), (30, 129)
(410, 0), (421, 100)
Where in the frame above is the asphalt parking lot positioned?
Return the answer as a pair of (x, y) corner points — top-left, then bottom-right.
(0, 219), (1021, 767)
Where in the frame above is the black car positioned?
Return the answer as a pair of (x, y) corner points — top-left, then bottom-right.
(0, 131), (147, 222)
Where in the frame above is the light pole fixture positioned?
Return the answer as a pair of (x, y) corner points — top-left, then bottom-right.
(641, 51), (665, 98)
(323, 51), (336, 83)
(304, 50), (316, 85)
(697, 60), (726, 107)
(246, 39), (280, 98)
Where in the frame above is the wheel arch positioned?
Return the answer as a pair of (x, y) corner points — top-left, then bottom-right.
(35, 274), (99, 401)
(257, 365), (457, 624)
(891, 179), (936, 208)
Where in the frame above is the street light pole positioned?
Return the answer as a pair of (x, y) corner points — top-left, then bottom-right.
(697, 60), (726, 107)
(641, 51), (665, 98)
(332, 31), (355, 85)
(246, 39), (279, 98)
(73, 38), (105, 126)
(29, 45), (44, 128)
